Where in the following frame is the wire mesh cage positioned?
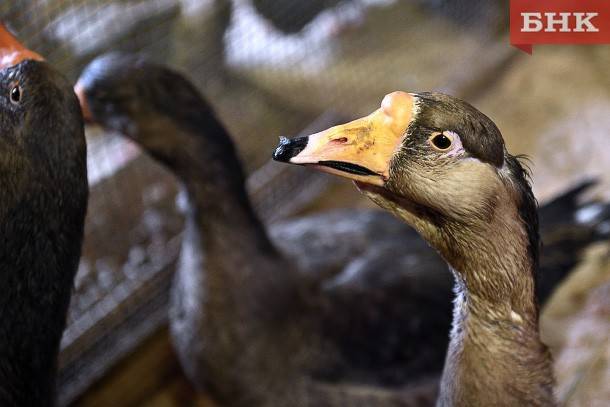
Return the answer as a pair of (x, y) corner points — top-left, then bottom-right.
(1, 0), (515, 404)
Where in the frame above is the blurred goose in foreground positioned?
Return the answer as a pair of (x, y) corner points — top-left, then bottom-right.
(273, 91), (608, 405)
(76, 53), (608, 406)
(0, 25), (88, 405)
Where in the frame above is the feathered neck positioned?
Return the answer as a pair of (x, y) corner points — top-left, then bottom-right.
(437, 181), (555, 406)
(138, 108), (302, 314)
(145, 109), (276, 255)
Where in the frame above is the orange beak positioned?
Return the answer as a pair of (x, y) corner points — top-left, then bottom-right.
(273, 91), (415, 186)
(74, 81), (94, 123)
(0, 23), (44, 70)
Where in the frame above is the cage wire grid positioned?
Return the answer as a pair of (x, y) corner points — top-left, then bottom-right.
(1, 0), (510, 404)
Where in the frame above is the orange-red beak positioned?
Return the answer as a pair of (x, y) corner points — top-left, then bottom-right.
(74, 81), (94, 123)
(0, 23), (44, 70)
(273, 91), (415, 186)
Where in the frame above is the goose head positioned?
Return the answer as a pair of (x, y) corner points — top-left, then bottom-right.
(75, 52), (239, 178)
(274, 92), (539, 287)
(0, 24), (87, 214)
(75, 53), (162, 140)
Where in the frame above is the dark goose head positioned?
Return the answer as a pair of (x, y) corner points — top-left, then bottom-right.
(74, 53), (243, 178)
(0, 25), (87, 208)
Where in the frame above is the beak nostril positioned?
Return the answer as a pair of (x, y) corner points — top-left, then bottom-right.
(330, 137), (348, 145)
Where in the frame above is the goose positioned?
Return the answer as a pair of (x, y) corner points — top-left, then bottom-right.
(75, 54), (606, 406)
(0, 24), (88, 405)
(273, 90), (590, 405)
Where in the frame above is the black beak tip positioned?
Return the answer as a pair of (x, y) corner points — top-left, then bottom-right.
(272, 135), (308, 162)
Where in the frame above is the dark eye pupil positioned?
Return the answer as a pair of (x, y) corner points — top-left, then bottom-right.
(10, 86), (21, 104)
(432, 134), (451, 150)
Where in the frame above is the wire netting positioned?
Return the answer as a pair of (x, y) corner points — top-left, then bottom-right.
(1, 0), (510, 403)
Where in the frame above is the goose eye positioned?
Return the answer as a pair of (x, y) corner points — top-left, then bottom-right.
(10, 85), (22, 105)
(429, 132), (453, 151)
